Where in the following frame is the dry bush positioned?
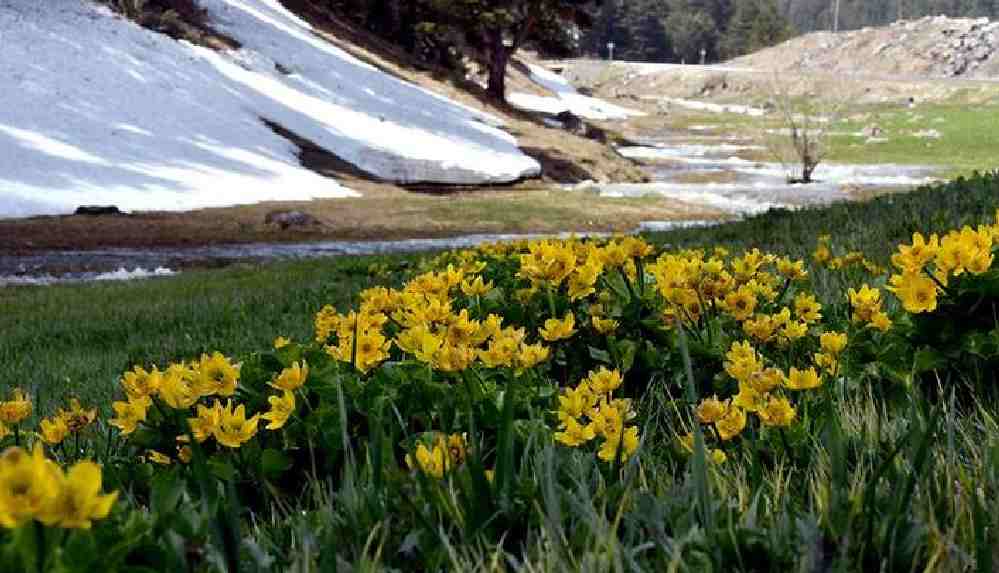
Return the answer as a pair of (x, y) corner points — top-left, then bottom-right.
(763, 75), (846, 184)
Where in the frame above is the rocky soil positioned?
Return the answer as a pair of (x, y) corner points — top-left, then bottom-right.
(733, 15), (999, 79)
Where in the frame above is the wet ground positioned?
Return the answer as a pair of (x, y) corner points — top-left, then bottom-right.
(0, 128), (938, 285)
(598, 136), (937, 216)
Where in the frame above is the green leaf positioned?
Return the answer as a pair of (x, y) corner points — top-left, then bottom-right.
(260, 449), (292, 479)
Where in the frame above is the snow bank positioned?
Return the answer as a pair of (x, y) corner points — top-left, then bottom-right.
(0, 267), (176, 287)
(196, 0), (539, 184)
(0, 0), (360, 218)
(0, 0), (540, 219)
(510, 63), (644, 120)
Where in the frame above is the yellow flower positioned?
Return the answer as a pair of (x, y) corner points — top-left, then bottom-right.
(889, 272), (939, 314)
(271, 360), (309, 391)
(539, 313), (576, 342)
(723, 286), (758, 322)
(121, 365), (162, 400)
(0, 423), (8, 441)
(586, 367), (623, 396)
(557, 384), (595, 425)
(145, 451), (172, 466)
(177, 445), (193, 464)
(723, 341), (763, 383)
(460, 276), (493, 297)
(213, 401), (260, 449)
(262, 391), (295, 431)
(814, 352), (840, 376)
(186, 401), (222, 443)
(793, 293), (822, 324)
(159, 364), (199, 409)
(515, 342), (550, 371)
(110, 396), (151, 436)
(39, 416), (70, 446)
(405, 443), (446, 478)
(40, 461), (118, 530)
(715, 407), (747, 441)
(193, 352), (240, 397)
(891, 232), (939, 273)
(870, 311), (892, 332)
(813, 242), (832, 265)
(518, 240), (577, 287)
(757, 396), (796, 427)
(710, 449), (728, 465)
(597, 426), (639, 462)
(677, 432), (695, 454)
(0, 446), (63, 529)
(747, 367), (784, 394)
(785, 367), (822, 391)
(779, 320), (809, 344)
(696, 395), (729, 424)
(58, 398), (97, 433)
(732, 386), (766, 412)
(591, 316), (619, 335)
(777, 257), (807, 280)
(433, 341), (477, 373)
(820, 331), (848, 356)
(0, 389), (32, 425)
(273, 336), (292, 349)
(354, 332), (392, 373)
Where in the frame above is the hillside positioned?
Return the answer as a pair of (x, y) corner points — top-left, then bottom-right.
(732, 14), (999, 78)
(0, 0), (643, 219)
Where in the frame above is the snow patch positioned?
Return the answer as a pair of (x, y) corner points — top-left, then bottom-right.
(0, 0), (541, 219)
(510, 63), (644, 120)
(0, 267), (176, 287)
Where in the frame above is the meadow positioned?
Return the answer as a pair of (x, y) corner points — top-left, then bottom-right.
(2, 172), (999, 571)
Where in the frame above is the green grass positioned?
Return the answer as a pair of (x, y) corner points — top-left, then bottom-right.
(4, 174), (999, 570)
(665, 100), (999, 178)
(5, 173), (999, 412)
(0, 255), (414, 407)
(647, 170), (999, 260)
(828, 103), (999, 177)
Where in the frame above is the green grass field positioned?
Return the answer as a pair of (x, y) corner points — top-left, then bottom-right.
(3, 174), (999, 571)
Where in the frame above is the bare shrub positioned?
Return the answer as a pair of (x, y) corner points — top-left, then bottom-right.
(763, 76), (845, 184)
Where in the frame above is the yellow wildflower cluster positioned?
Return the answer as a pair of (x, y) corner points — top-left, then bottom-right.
(554, 368), (640, 463)
(39, 398), (97, 446)
(649, 248), (809, 331)
(110, 352), (274, 461)
(888, 219), (997, 314)
(0, 446), (116, 530)
(405, 433), (466, 478)
(812, 235), (884, 275)
(848, 284), (892, 331)
(0, 388), (32, 438)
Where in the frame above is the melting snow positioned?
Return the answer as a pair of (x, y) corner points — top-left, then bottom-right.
(0, 0), (540, 219)
(509, 63), (644, 120)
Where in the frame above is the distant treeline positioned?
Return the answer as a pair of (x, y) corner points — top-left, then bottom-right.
(581, 0), (999, 64)
(783, 0), (999, 34)
(323, 1), (999, 74)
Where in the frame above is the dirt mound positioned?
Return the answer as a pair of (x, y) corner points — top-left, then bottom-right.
(732, 15), (999, 79)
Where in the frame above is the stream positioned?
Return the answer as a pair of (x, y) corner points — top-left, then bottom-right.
(0, 131), (938, 285)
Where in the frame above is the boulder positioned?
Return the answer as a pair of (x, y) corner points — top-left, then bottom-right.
(74, 205), (122, 216)
(264, 210), (320, 229)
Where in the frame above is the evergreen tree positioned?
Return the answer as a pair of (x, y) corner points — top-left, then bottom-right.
(720, 0), (792, 59)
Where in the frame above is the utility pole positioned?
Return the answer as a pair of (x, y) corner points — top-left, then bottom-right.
(832, 0), (841, 32)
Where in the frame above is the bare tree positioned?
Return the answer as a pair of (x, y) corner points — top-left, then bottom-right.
(764, 75), (844, 184)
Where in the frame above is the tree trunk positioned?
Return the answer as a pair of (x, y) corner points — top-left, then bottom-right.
(486, 28), (508, 102)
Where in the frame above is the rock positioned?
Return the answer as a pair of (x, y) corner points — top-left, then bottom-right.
(74, 205), (122, 216)
(861, 124), (883, 137)
(264, 210), (320, 229)
(555, 111), (585, 134)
